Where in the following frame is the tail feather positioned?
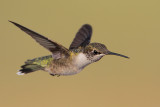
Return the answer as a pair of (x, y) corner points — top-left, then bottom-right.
(17, 55), (52, 75)
(17, 64), (43, 75)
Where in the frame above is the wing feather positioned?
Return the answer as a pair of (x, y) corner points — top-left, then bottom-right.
(69, 24), (92, 50)
(9, 21), (70, 59)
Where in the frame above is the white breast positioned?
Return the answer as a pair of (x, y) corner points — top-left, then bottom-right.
(74, 53), (91, 69)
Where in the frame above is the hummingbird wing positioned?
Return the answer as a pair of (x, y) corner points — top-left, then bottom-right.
(69, 24), (92, 50)
(9, 21), (70, 59)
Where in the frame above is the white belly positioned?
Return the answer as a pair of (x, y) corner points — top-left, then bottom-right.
(61, 53), (91, 75)
(45, 53), (91, 76)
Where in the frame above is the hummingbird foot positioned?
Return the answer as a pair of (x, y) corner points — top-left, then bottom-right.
(50, 73), (61, 77)
(50, 74), (55, 76)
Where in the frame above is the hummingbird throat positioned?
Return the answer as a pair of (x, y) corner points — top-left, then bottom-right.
(74, 52), (104, 69)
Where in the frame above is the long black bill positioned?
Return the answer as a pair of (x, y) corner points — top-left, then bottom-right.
(108, 52), (129, 59)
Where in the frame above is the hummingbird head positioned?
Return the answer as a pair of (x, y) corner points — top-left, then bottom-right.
(84, 43), (129, 62)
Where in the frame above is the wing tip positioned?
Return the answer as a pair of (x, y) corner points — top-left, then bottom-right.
(8, 20), (20, 27)
(82, 24), (92, 29)
(8, 20), (15, 24)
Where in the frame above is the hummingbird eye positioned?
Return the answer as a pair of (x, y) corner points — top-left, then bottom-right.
(93, 50), (101, 55)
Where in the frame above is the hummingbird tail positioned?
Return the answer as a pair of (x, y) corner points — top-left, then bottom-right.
(17, 55), (53, 75)
(17, 64), (43, 75)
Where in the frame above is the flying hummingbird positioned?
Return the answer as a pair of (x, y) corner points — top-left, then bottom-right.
(9, 21), (129, 76)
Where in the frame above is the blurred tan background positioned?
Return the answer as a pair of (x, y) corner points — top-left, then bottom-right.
(1, 0), (160, 107)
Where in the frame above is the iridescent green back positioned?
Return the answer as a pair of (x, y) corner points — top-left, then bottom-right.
(25, 55), (53, 67)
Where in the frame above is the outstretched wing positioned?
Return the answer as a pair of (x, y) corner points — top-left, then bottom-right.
(69, 24), (92, 50)
(9, 21), (70, 59)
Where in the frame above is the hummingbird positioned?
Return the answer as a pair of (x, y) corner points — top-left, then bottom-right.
(9, 21), (129, 77)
